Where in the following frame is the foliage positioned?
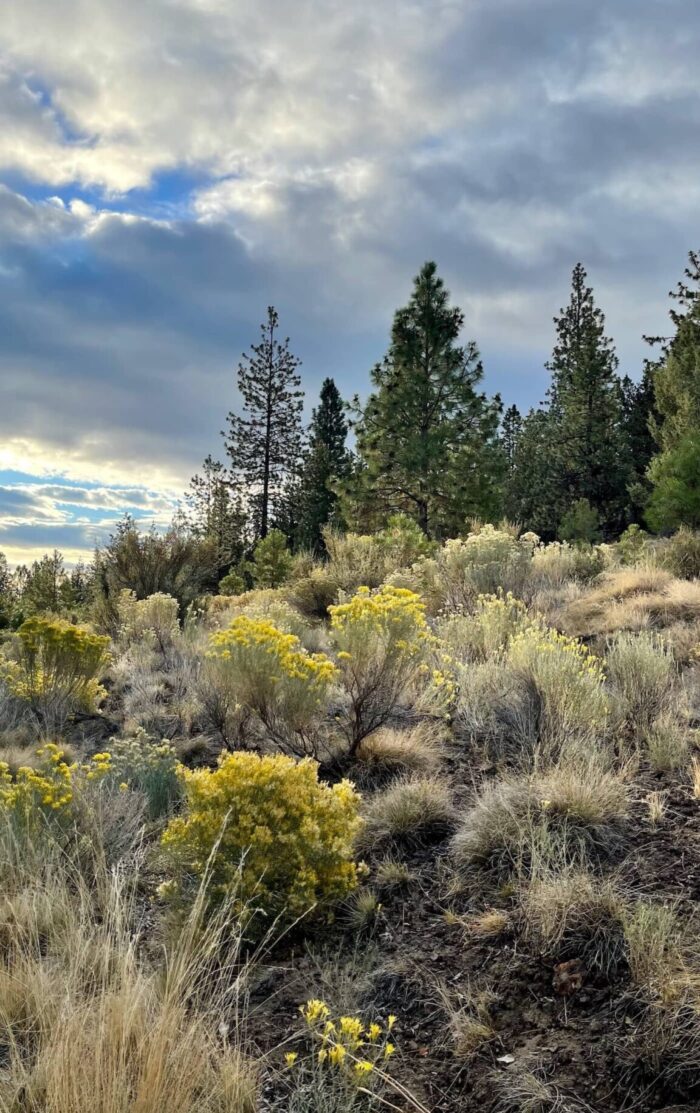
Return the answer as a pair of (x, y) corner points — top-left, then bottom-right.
(658, 525), (700, 578)
(223, 306), (304, 540)
(345, 262), (503, 537)
(101, 732), (181, 818)
(646, 434), (700, 531)
(94, 516), (218, 625)
(285, 566), (341, 620)
(186, 454), (247, 572)
(218, 568), (247, 596)
(529, 539), (605, 587)
(356, 774), (455, 850)
(250, 529), (294, 588)
(205, 616), (336, 753)
(558, 498), (602, 543)
(437, 591), (532, 663)
(329, 586), (435, 751)
(323, 530), (390, 592)
(161, 752), (361, 932)
(617, 524), (650, 565)
(4, 616), (111, 729)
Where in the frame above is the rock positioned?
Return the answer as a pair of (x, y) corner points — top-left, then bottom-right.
(552, 958), (586, 996)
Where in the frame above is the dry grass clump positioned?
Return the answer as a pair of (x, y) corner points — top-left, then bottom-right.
(355, 722), (446, 780)
(356, 775), (456, 851)
(494, 1062), (591, 1113)
(518, 863), (626, 973)
(562, 566), (700, 638)
(643, 710), (692, 771)
(440, 982), (497, 1059)
(690, 756), (700, 799)
(465, 908), (510, 939)
(622, 900), (685, 990)
(373, 857), (414, 893)
(451, 762), (627, 877)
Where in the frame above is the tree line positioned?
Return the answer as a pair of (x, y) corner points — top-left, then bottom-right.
(2, 250), (698, 626)
(186, 252), (700, 566)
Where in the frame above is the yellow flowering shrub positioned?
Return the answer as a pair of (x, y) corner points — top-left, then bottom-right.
(205, 616), (336, 754)
(283, 999), (398, 1109)
(506, 624), (608, 750)
(160, 752), (362, 932)
(4, 616), (111, 728)
(329, 586), (434, 751)
(0, 743), (114, 832)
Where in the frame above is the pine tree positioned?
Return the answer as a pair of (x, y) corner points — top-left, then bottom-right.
(296, 378), (350, 552)
(186, 455), (246, 571)
(649, 250), (700, 453)
(501, 404), (522, 473)
(347, 262), (503, 538)
(505, 408), (559, 535)
(223, 307), (304, 540)
(621, 367), (659, 520)
(545, 263), (632, 536)
(645, 250), (700, 530)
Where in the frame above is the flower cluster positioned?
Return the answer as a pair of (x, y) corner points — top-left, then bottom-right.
(160, 752), (362, 933)
(286, 998), (397, 1084)
(95, 732), (181, 817)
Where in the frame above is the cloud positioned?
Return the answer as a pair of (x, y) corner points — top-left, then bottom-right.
(0, 0), (699, 560)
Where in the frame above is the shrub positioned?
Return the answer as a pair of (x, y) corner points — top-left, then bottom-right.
(437, 591), (532, 663)
(530, 540), (605, 589)
(100, 732), (182, 818)
(117, 589), (180, 652)
(323, 530), (389, 592)
(617, 524), (650, 566)
(660, 526), (700, 579)
(285, 566), (340, 620)
(356, 775), (455, 850)
(375, 512), (436, 568)
(329, 586), (434, 751)
(283, 1000), (398, 1112)
(506, 623), (608, 752)
(606, 631), (677, 734)
(218, 568), (246, 596)
(205, 616), (336, 754)
(558, 498), (601, 543)
(250, 529), (293, 588)
(402, 526), (532, 615)
(161, 752), (361, 932)
(3, 616), (111, 730)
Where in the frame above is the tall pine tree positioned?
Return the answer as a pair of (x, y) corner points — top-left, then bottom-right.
(223, 307), (304, 540)
(296, 378), (350, 551)
(545, 263), (631, 536)
(347, 262), (503, 538)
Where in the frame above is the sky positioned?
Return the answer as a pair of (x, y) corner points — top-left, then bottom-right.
(1, 0), (700, 565)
